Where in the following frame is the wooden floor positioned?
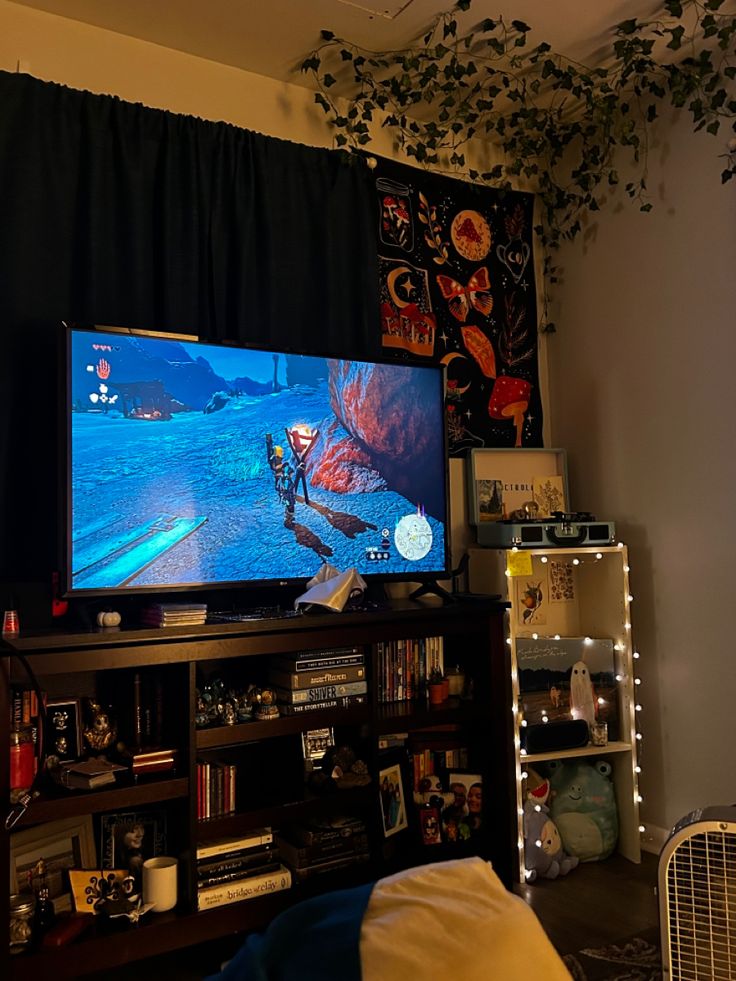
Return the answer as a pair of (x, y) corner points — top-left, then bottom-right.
(517, 849), (660, 955)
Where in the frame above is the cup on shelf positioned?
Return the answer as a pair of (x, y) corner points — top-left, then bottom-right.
(590, 722), (608, 747)
(142, 856), (178, 913)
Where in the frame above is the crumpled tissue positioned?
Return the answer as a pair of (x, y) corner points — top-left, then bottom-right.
(294, 563), (367, 613)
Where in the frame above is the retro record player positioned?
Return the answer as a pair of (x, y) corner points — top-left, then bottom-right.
(477, 510), (616, 549)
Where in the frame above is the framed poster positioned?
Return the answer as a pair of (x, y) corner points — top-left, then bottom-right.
(10, 816), (96, 914)
(516, 636), (619, 739)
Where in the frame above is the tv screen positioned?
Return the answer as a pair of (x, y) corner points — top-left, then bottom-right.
(64, 326), (450, 595)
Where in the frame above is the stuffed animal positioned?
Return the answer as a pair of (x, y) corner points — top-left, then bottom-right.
(522, 767), (578, 882)
(547, 759), (619, 862)
(522, 799), (579, 881)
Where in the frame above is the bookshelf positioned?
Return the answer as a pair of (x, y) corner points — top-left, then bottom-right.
(1, 597), (512, 978)
(469, 544), (642, 883)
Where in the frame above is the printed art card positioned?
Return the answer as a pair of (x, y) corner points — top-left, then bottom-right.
(516, 637), (619, 739)
(514, 570), (548, 626)
(549, 560), (575, 603)
(476, 479), (504, 521)
(532, 475), (567, 517)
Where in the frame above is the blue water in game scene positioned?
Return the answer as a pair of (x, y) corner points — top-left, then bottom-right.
(69, 329), (448, 591)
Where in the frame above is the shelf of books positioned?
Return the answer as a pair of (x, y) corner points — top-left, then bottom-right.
(2, 598), (512, 979)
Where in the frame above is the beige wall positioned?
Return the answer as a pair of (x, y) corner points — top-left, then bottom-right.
(549, 108), (736, 836)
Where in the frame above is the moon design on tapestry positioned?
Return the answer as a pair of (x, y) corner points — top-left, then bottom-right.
(441, 351), (471, 396)
(497, 238), (531, 283)
(569, 661), (597, 727)
(451, 210), (491, 262)
(386, 266), (415, 308)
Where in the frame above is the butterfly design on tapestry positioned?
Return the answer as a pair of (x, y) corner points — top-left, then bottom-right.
(435, 267), (493, 322)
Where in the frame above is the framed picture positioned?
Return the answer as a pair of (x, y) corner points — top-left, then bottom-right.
(46, 697), (83, 761)
(446, 771), (483, 839)
(100, 810), (167, 882)
(516, 636), (619, 739)
(418, 805), (442, 845)
(10, 816), (96, 914)
(378, 760), (408, 837)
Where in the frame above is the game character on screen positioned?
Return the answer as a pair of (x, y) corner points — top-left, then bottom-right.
(265, 434), (296, 515)
(285, 425), (319, 505)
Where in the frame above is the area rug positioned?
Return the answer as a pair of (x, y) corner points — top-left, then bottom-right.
(562, 927), (662, 980)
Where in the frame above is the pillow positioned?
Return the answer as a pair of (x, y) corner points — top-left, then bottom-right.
(360, 857), (571, 981)
(206, 857), (571, 980)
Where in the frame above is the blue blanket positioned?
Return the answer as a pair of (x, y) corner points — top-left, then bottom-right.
(206, 882), (373, 981)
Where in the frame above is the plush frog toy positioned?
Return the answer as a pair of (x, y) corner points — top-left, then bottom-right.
(547, 759), (619, 862)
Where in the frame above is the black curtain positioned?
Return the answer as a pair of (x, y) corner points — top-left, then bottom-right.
(0, 71), (380, 586)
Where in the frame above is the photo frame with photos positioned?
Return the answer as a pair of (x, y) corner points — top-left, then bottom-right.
(10, 815), (96, 913)
(378, 758), (408, 838)
(46, 697), (83, 761)
(418, 804), (442, 845)
(100, 810), (167, 882)
(444, 771), (483, 839)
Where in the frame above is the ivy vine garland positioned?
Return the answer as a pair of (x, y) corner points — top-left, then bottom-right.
(302, 0), (736, 332)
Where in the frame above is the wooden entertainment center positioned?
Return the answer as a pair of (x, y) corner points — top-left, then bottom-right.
(1, 597), (513, 979)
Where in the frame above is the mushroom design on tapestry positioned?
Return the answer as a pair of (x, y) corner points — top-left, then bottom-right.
(488, 375), (532, 447)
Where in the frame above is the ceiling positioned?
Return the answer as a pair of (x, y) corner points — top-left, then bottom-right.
(8, 0), (658, 85)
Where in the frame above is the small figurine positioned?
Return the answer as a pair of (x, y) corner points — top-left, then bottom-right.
(83, 700), (117, 754)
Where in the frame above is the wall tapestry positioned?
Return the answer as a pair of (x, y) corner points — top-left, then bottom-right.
(372, 155), (542, 456)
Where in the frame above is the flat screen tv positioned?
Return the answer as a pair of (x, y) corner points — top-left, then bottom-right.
(63, 325), (450, 596)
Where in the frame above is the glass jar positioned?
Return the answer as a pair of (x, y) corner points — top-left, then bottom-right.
(9, 893), (35, 953)
(9, 725), (34, 795)
(446, 664), (465, 697)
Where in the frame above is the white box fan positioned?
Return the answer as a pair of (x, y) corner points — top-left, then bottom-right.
(659, 805), (736, 980)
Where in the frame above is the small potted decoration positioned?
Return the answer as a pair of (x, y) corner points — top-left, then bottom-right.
(428, 669), (446, 705)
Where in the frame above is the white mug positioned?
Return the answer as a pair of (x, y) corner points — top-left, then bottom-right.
(142, 856), (178, 912)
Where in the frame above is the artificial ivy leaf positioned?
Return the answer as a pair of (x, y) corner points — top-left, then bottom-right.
(340, 49), (353, 61)
(722, 169), (734, 183)
(511, 20), (531, 32)
(335, 134), (347, 146)
(320, 30), (335, 41)
(456, 0), (471, 10)
(469, 168), (479, 180)
(616, 18), (638, 35)
(480, 18), (497, 31)
(667, 26), (685, 49)
(640, 203), (653, 212)
(314, 93), (330, 112)
(707, 120), (720, 135)
(664, 0), (683, 15)
(443, 19), (457, 39)
(323, 73), (337, 87)
(301, 56), (320, 73)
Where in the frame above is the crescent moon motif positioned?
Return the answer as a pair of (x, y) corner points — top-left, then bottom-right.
(386, 266), (413, 309)
(440, 351), (472, 395)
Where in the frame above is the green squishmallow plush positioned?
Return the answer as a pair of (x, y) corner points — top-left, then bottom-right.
(546, 759), (618, 862)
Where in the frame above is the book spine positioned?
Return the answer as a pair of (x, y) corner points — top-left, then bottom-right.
(275, 653), (364, 672)
(197, 847), (276, 876)
(275, 681), (368, 704)
(197, 867), (292, 911)
(277, 833), (369, 865)
(197, 861), (282, 888)
(289, 647), (360, 662)
(196, 831), (273, 861)
(269, 664), (366, 690)
(277, 695), (366, 715)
